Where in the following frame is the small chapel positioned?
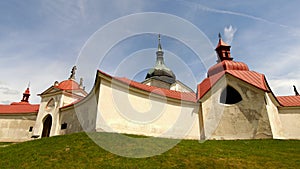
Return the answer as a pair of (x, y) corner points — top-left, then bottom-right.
(0, 34), (299, 142)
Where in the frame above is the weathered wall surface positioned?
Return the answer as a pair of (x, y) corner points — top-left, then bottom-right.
(59, 91), (98, 135)
(96, 77), (200, 139)
(0, 114), (36, 142)
(278, 107), (300, 139)
(201, 75), (272, 140)
(265, 93), (285, 139)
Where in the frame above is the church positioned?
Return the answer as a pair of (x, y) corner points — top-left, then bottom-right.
(0, 35), (299, 142)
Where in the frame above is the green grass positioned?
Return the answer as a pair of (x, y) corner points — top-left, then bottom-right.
(0, 132), (299, 169)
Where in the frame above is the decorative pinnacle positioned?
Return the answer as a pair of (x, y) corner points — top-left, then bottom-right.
(158, 34), (162, 51)
(218, 32), (222, 39)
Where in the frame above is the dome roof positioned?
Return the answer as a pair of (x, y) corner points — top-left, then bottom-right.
(208, 60), (249, 77)
(56, 79), (80, 90)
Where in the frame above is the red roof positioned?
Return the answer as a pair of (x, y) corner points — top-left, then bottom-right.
(216, 38), (230, 48)
(208, 60), (249, 77)
(115, 77), (196, 102)
(276, 96), (300, 107)
(197, 61), (269, 100)
(0, 104), (39, 114)
(56, 79), (80, 90)
(97, 70), (196, 102)
(197, 71), (225, 99)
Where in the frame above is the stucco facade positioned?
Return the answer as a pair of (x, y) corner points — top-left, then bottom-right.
(0, 36), (300, 142)
(0, 113), (36, 142)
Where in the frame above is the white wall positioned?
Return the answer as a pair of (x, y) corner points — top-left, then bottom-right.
(96, 77), (200, 139)
(0, 114), (36, 142)
(278, 107), (300, 139)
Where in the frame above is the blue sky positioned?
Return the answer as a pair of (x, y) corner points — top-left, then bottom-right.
(0, 0), (299, 104)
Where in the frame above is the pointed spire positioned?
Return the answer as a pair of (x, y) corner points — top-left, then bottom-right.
(293, 85), (299, 96)
(69, 66), (77, 80)
(156, 34), (164, 65)
(158, 34), (162, 51)
(215, 33), (232, 62)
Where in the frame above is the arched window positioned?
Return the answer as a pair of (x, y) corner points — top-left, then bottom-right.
(46, 98), (55, 111)
(220, 86), (242, 104)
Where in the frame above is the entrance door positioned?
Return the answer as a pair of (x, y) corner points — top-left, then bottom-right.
(42, 115), (52, 137)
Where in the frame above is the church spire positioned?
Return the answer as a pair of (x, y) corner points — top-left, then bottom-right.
(158, 34), (162, 51)
(144, 34), (176, 84)
(156, 34), (164, 65)
(215, 33), (233, 62)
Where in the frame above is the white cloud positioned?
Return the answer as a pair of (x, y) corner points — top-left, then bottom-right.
(223, 25), (237, 44)
(269, 79), (300, 96)
(0, 86), (19, 95)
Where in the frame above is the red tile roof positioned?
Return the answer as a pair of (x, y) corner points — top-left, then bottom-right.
(197, 61), (269, 100)
(197, 71), (225, 100)
(276, 96), (300, 107)
(226, 70), (269, 91)
(97, 70), (196, 102)
(0, 104), (39, 114)
(114, 77), (197, 102)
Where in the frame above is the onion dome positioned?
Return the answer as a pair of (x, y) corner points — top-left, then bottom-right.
(145, 34), (176, 84)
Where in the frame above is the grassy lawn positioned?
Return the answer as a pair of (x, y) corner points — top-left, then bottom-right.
(0, 132), (299, 168)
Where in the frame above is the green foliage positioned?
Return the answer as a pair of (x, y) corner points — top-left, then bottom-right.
(0, 132), (299, 169)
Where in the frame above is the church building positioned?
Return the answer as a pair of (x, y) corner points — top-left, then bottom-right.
(0, 34), (299, 142)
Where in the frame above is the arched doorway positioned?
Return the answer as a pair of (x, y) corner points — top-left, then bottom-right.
(42, 115), (52, 137)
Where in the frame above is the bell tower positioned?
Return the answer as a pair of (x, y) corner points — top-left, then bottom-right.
(215, 33), (233, 62)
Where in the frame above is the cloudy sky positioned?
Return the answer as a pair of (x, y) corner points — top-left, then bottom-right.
(0, 0), (299, 104)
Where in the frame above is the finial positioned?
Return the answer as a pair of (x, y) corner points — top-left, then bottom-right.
(69, 66), (77, 80)
(293, 85), (299, 96)
(218, 32), (222, 39)
(79, 78), (83, 87)
(158, 34), (162, 51)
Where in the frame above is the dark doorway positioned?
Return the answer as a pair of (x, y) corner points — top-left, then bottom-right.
(42, 115), (52, 137)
